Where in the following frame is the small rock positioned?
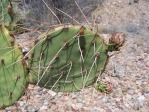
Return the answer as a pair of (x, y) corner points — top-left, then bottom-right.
(102, 96), (109, 102)
(144, 94), (149, 98)
(65, 105), (71, 111)
(76, 103), (83, 109)
(126, 94), (132, 100)
(115, 98), (121, 102)
(48, 90), (57, 97)
(105, 109), (112, 112)
(77, 98), (82, 103)
(42, 89), (48, 94)
(126, 24), (138, 33)
(50, 105), (58, 110)
(19, 101), (26, 107)
(27, 109), (38, 112)
(44, 102), (49, 106)
(71, 104), (79, 111)
(138, 95), (145, 107)
(34, 86), (43, 92)
(134, 0), (139, 3)
(35, 95), (40, 98)
(40, 105), (48, 111)
(125, 103), (131, 108)
(7, 106), (17, 111)
(28, 84), (35, 90)
(48, 102), (52, 108)
(40, 97), (45, 102)
(146, 62), (149, 67)
(140, 107), (149, 112)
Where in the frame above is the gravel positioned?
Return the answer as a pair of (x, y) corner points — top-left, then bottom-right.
(4, 0), (149, 112)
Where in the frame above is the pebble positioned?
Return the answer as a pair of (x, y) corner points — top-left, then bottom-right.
(48, 90), (57, 97)
(76, 103), (83, 109)
(125, 103), (131, 108)
(134, 0), (139, 3)
(138, 95), (145, 107)
(105, 109), (112, 112)
(40, 105), (48, 111)
(19, 101), (26, 107)
(71, 104), (79, 111)
(146, 62), (149, 67)
(34, 86), (43, 92)
(50, 105), (58, 110)
(126, 24), (138, 33)
(144, 94), (149, 98)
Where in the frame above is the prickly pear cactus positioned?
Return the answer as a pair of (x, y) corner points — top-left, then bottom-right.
(28, 25), (115, 92)
(0, 25), (28, 109)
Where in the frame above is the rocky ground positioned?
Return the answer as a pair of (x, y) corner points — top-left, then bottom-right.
(2, 0), (149, 112)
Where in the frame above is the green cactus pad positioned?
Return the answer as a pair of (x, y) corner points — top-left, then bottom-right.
(28, 25), (109, 92)
(0, 25), (28, 109)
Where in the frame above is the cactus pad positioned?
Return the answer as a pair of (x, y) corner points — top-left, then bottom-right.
(0, 25), (28, 109)
(28, 25), (110, 92)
